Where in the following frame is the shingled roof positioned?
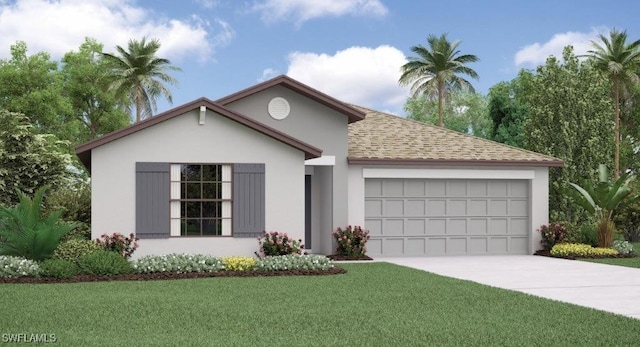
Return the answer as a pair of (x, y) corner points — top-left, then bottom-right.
(347, 105), (564, 167)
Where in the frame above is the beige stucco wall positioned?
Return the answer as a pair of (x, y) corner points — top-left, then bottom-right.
(91, 109), (306, 258)
(347, 165), (550, 255)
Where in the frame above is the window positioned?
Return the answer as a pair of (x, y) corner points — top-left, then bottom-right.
(170, 164), (232, 236)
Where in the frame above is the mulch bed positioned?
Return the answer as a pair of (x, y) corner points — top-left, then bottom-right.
(0, 267), (347, 285)
(534, 249), (637, 260)
(326, 254), (374, 261)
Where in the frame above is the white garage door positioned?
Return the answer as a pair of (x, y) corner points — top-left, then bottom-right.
(365, 179), (529, 256)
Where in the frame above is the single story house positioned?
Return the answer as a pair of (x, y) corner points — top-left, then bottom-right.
(76, 75), (563, 258)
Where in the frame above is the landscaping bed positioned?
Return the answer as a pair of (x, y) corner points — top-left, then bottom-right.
(534, 249), (637, 260)
(0, 267), (346, 284)
(327, 254), (374, 261)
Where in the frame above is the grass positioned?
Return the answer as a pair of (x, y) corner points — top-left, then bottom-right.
(1, 263), (639, 346)
(582, 241), (640, 268)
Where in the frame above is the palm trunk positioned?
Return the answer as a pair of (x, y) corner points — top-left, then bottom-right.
(437, 82), (444, 127)
(614, 79), (620, 179)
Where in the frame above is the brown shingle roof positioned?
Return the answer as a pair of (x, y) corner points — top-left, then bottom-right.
(348, 105), (564, 167)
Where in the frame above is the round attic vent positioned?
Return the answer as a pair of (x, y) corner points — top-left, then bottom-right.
(268, 97), (290, 120)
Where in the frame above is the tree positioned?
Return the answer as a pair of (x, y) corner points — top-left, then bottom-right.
(404, 90), (491, 138)
(399, 33), (479, 127)
(0, 110), (71, 206)
(61, 38), (131, 143)
(487, 80), (529, 147)
(587, 29), (640, 178)
(102, 37), (181, 123)
(521, 47), (614, 222)
(0, 41), (72, 138)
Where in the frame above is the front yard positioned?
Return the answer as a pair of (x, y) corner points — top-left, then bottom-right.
(1, 262), (639, 346)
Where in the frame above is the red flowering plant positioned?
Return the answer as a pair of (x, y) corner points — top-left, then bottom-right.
(332, 225), (370, 256)
(96, 232), (139, 259)
(538, 223), (567, 251)
(258, 231), (304, 256)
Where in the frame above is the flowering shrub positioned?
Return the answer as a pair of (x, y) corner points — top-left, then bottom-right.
(0, 256), (40, 278)
(612, 240), (635, 255)
(550, 243), (618, 258)
(222, 256), (256, 271)
(258, 231), (304, 256)
(131, 254), (224, 274)
(332, 225), (370, 256)
(255, 254), (335, 271)
(96, 232), (139, 259)
(538, 223), (567, 250)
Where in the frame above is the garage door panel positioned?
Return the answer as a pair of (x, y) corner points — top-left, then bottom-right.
(366, 178), (529, 256)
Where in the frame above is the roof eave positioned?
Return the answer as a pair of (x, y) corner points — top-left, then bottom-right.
(347, 158), (565, 167)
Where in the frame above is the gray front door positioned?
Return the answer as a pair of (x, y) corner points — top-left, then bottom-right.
(365, 179), (530, 256)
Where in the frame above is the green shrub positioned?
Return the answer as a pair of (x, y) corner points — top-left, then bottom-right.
(61, 222), (91, 242)
(258, 231), (304, 256)
(77, 250), (133, 276)
(612, 240), (635, 255)
(222, 256), (256, 271)
(0, 186), (77, 261)
(614, 193), (640, 242)
(53, 239), (102, 264)
(0, 255), (40, 278)
(332, 225), (370, 256)
(550, 243), (618, 257)
(45, 182), (91, 227)
(580, 224), (598, 247)
(40, 259), (79, 278)
(131, 254), (224, 274)
(538, 223), (567, 250)
(255, 254), (336, 271)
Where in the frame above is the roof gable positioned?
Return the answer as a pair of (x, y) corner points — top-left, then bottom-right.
(348, 106), (564, 167)
(76, 98), (322, 171)
(216, 75), (366, 124)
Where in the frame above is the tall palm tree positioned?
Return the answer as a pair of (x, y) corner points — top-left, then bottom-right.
(587, 29), (640, 178)
(102, 37), (181, 123)
(399, 33), (479, 127)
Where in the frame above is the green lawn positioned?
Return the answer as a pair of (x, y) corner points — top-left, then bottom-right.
(582, 242), (640, 268)
(1, 263), (639, 346)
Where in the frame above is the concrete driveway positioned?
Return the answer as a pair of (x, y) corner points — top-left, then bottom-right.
(381, 255), (640, 320)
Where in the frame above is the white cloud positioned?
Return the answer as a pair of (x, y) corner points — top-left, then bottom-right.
(515, 27), (607, 66)
(0, 0), (233, 61)
(195, 0), (219, 9)
(286, 45), (409, 112)
(251, 0), (387, 25)
(259, 68), (279, 81)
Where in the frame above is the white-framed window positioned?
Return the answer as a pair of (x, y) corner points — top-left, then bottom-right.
(170, 164), (232, 236)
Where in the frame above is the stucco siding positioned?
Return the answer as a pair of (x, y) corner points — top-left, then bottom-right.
(224, 85), (350, 249)
(91, 109), (305, 257)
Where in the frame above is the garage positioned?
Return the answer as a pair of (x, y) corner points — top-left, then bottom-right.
(365, 178), (530, 256)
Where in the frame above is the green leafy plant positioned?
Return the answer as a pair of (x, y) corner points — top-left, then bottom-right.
(77, 250), (133, 276)
(222, 256), (256, 271)
(614, 189), (640, 242)
(0, 186), (77, 261)
(332, 225), (370, 256)
(580, 224), (599, 247)
(53, 239), (102, 264)
(566, 164), (640, 247)
(255, 254), (336, 271)
(258, 231), (304, 256)
(39, 258), (79, 278)
(550, 243), (618, 258)
(538, 223), (567, 250)
(131, 254), (224, 274)
(96, 232), (139, 259)
(0, 255), (40, 278)
(612, 240), (635, 255)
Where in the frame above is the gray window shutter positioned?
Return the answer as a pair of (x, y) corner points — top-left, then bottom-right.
(233, 163), (265, 238)
(136, 162), (170, 239)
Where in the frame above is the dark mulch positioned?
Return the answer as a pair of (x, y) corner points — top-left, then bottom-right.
(326, 254), (374, 261)
(534, 249), (637, 260)
(0, 267), (347, 285)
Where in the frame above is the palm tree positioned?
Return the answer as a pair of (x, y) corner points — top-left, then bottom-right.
(399, 33), (479, 127)
(102, 37), (181, 123)
(587, 29), (640, 178)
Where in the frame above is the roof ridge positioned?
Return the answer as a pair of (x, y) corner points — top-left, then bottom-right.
(348, 104), (562, 163)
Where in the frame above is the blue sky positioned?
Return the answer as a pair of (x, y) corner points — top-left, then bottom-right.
(1, 0), (640, 115)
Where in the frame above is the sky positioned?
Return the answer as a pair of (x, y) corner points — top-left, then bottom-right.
(1, 0), (640, 116)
